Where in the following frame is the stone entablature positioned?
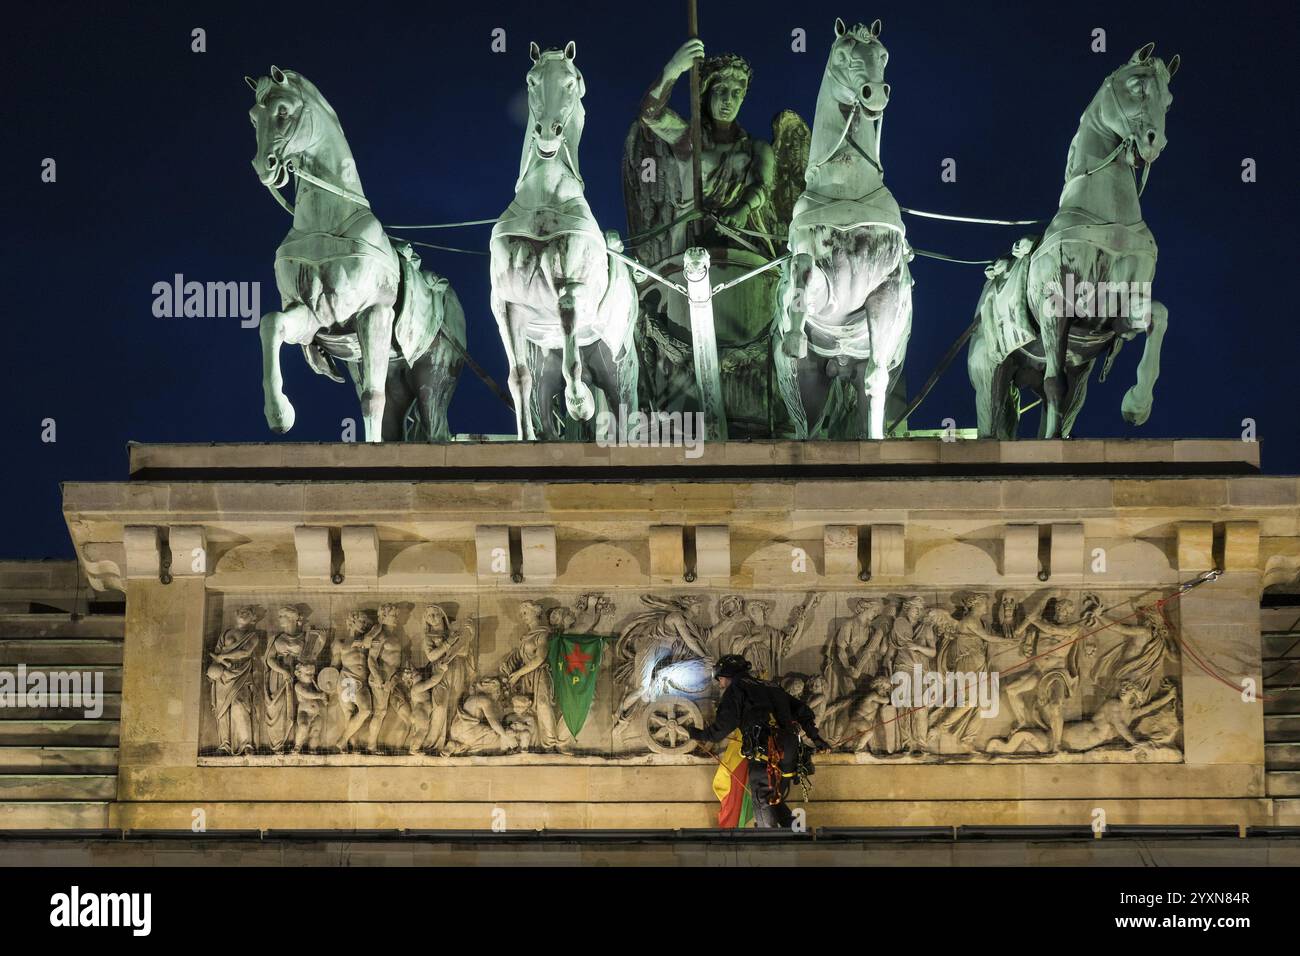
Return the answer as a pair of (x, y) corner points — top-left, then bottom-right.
(125, 438), (1263, 474)
(56, 440), (1300, 830)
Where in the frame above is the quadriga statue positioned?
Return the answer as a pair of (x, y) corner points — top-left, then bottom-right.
(490, 43), (640, 440)
(247, 67), (466, 442)
(622, 41), (793, 265)
(773, 19), (913, 440)
(966, 44), (1179, 439)
(623, 40), (810, 438)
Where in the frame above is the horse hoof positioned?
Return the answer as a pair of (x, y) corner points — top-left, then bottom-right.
(566, 383), (596, 421)
(265, 400), (296, 434)
(1121, 389), (1151, 426)
(781, 330), (808, 359)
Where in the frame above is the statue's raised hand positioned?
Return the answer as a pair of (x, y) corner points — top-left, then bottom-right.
(666, 38), (705, 79)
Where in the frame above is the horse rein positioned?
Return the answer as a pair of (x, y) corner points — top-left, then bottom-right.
(1064, 72), (1156, 197)
(807, 42), (887, 180)
(517, 54), (585, 189)
(258, 77), (372, 217)
(261, 159), (372, 218)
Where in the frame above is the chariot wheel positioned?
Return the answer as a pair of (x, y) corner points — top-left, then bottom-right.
(642, 695), (703, 755)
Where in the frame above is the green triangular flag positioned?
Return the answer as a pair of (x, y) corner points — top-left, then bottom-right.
(548, 634), (604, 738)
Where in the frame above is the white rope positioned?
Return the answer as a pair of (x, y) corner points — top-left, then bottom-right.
(911, 247), (995, 265)
(900, 206), (1043, 226)
(386, 218), (500, 229)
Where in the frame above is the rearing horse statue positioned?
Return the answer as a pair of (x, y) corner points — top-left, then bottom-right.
(774, 18), (912, 440)
(967, 44), (1179, 439)
(490, 42), (639, 440)
(249, 67), (465, 442)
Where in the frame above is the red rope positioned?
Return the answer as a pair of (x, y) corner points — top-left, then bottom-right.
(693, 570), (1269, 822)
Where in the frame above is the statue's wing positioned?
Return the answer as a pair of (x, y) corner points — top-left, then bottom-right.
(1019, 590), (1053, 624)
(614, 609), (663, 662)
(612, 608), (671, 687)
(621, 120), (684, 264)
(770, 109), (811, 238)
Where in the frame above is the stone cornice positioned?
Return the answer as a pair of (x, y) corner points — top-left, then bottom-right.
(56, 441), (1300, 594)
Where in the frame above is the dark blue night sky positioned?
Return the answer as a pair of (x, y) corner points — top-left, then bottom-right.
(7, 0), (1298, 558)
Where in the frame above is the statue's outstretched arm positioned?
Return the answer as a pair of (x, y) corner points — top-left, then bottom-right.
(511, 651), (547, 682)
(641, 39), (702, 146)
(483, 704), (510, 736)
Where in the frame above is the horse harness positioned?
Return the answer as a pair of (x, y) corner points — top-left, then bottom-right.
(1062, 71), (1159, 199)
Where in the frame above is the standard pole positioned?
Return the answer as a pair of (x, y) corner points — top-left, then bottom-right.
(684, 0), (725, 441)
(687, 0), (704, 246)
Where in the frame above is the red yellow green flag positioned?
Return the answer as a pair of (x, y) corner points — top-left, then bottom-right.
(711, 729), (754, 828)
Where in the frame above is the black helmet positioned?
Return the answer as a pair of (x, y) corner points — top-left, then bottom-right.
(713, 654), (752, 680)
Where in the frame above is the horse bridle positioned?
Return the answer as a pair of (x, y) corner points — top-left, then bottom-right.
(1073, 69), (1160, 197)
(808, 36), (886, 177)
(257, 76), (371, 215)
(520, 53), (584, 186)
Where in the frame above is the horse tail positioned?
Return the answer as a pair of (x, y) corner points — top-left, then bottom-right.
(524, 340), (548, 436)
(407, 289), (465, 442)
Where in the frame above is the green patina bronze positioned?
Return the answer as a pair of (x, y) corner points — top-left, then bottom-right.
(240, 24), (1182, 445)
(773, 18), (912, 440)
(623, 38), (809, 439)
(489, 43), (640, 441)
(967, 43), (1179, 439)
(248, 67), (465, 443)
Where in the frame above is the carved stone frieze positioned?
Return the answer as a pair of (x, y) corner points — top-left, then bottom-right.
(200, 587), (1182, 764)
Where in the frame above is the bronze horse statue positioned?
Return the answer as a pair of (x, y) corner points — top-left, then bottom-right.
(967, 44), (1179, 439)
(248, 67), (465, 441)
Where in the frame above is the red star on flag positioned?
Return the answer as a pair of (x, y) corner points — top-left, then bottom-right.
(563, 644), (593, 675)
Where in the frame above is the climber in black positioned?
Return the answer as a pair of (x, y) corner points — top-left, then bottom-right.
(687, 654), (831, 827)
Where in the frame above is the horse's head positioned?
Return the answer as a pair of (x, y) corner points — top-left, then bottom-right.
(1096, 43), (1179, 167)
(526, 41), (584, 161)
(245, 66), (318, 188)
(825, 18), (890, 117)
